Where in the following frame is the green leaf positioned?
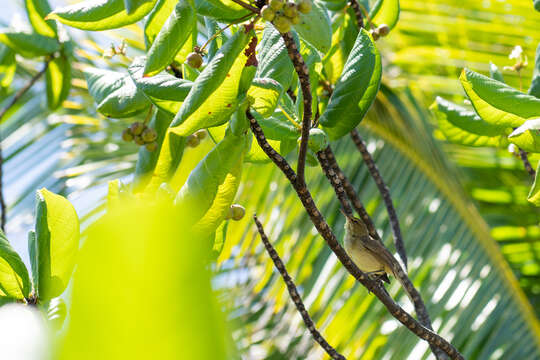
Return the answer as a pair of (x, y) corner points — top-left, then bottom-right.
(323, 10), (357, 84)
(46, 54), (72, 110)
(247, 78), (283, 118)
(370, 0), (400, 30)
(46, 0), (157, 31)
(0, 230), (31, 300)
(212, 221), (228, 259)
(128, 57), (193, 116)
(0, 30), (59, 58)
(535, 0), (540, 12)
(460, 68), (540, 128)
(205, 17), (225, 60)
(293, 0), (332, 54)
(257, 110), (300, 141)
(194, 0), (250, 22)
(144, 0), (176, 47)
(320, 29), (381, 140)
(170, 27), (253, 136)
(34, 188), (80, 302)
(528, 162), (540, 206)
(244, 134), (296, 163)
(84, 67), (151, 118)
(143, 129), (186, 193)
(529, 44), (540, 99)
(298, 39), (322, 117)
(489, 61), (504, 83)
(320, 0), (347, 11)
(0, 44), (16, 92)
(175, 126), (247, 235)
(124, 0), (155, 14)
(28, 231), (38, 292)
(508, 118), (540, 153)
(133, 109), (175, 191)
(248, 25), (296, 116)
(143, 0), (195, 77)
(47, 297), (67, 330)
(431, 97), (510, 147)
(25, 0), (58, 37)
(256, 25), (295, 91)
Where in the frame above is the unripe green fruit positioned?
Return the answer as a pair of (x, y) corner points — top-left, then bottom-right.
(273, 15), (292, 33)
(134, 135), (145, 146)
(377, 24), (390, 37)
(122, 128), (133, 142)
(297, 0), (312, 14)
(145, 141), (158, 152)
(186, 135), (200, 147)
(290, 15), (301, 25)
(230, 204), (245, 221)
(306, 149), (318, 167)
(269, 0), (284, 11)
(283, 2), (298, 18)
(130, 122), (144, 136)
(141, 128), (157, 142)
(194, 129), (207, 140)
(186, 52), (203, 69)
(261, 5), (275, 21)
(307, 128), (329, 153)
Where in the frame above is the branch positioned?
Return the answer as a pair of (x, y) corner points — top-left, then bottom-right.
(229, 0), (260, 14)
(518, 148), (535, 178)
(0, 57), (52, 231)
(348, 0), (364, 29)
(316, 150), (354, 217)
(321, 145), (447, 360)
(253, 215), (346, 360)
(280, 32), (312, 185)
(350, 129), (407, 269)
(247, 109), (464, 360)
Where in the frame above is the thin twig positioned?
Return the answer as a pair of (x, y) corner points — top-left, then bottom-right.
(350, 129), (408, 269)
(518, 148), (535, 177)
(280, 32), (312, 185)
(247, 109), (464, 360)
(348, 0), (364, 29)
(253, 215), (346, 360)
(229, 0), (260, 13)
(321, 145), (447, 360)
(0, 58), (52, 231)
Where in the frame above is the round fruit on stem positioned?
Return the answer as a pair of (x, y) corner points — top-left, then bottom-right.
(186, 52), (203, 69)
(134, 135), (145, 146)
(194, 129), (207, 140)
(145, 141), (158, 152)
(269, 0), (284, 11)
(297, 0), (312, 14)
(230, 204), (245, 221)
(306, 128), (329, 153)
(290, 14), (301, 25)
(186, 135), (200, 148)
(273, 15), (292, 33)
(261, 5), (275, 21)
(122, 128), (133, 142)
(370, 28), (380, 41)
(377, 24), (390, 37)
(130, 122), (145, 136)
(141, 128), (157, 142)
(283, 2), (298, 18)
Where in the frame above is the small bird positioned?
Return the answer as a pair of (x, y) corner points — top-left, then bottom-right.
(343, 212), (399, 284)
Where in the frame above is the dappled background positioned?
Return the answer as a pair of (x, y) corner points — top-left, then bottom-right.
(1, 0), (539, 359)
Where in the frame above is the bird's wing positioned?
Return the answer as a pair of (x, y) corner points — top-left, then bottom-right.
(361, 237), (399, 277)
